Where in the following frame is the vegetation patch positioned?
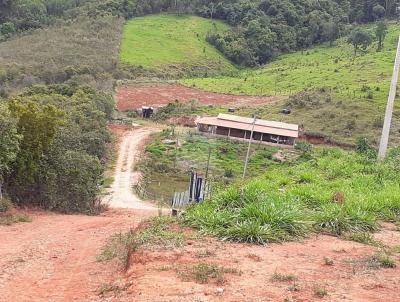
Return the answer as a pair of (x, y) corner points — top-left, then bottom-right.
(366, 252), (396, 269)
(120, 14), (235, 76)
(98, 216), (198, 268)
(313, 286), (328, 298)
(183, 146), (400, 243)
(137, 127), (284, 201)
(271, 272), (297, 282)
(177, 262), (241, 284)
(0, 213), (31, 226)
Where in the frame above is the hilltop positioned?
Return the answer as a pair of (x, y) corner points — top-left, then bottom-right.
(120, 14), (236, 76)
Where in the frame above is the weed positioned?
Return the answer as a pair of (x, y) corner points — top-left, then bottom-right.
(97, 281), (130, 297)
(344, 232), (384, 247)
(178, 263), (241, 284)
(313, 286), (328, 297)
(195, 249), (214, 258)
(271, 272), (298, 282)
(0, 214), (31, 225)
(287, 280), (301, 292)
(97, 283), (120, 296)
(367, 252), (396, 268)
(97, 229), (137, 271)
(323, 257), (334, 266)
(246, 253), (262, 262)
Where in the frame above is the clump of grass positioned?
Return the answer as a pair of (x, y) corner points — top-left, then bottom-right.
(97, 229), (137, 270)
(344, 232), (384, 248)
(0, 213), (31, 225)
(97, 281), (130, 297)
(313, 286), (328, 297)
(135, 216), (191, 248)
(195, 249), (214, 258)
(98, 216), (197, 270)
(271, 272), (297, 282)
(178, 263), (241, 284)
(367, 252), (396, 269)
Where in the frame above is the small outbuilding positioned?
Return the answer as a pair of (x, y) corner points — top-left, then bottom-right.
(197, 113), (299, 147)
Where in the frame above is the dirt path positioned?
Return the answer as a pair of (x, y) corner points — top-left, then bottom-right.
(0, 126), (161, 302)
(0, 209), (156, 302)
(116, 83), (283, 111)
(107, 127), (158, 209)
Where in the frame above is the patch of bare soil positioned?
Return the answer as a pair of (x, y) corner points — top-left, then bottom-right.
(107, 229), (400, 302)
(0, 208), (157, 302)
(115, 83), (283, 111)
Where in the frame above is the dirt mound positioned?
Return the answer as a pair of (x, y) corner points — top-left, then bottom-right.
(167, 116), (197, 127)
(115, 83), (282, 111)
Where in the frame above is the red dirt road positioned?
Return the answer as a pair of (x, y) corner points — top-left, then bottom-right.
(114, 229), (400, 302)
(115, 83), (282, 111)
(0, 209), (156, 302)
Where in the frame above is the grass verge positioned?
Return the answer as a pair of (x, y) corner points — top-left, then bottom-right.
(182, 146), (400, 243)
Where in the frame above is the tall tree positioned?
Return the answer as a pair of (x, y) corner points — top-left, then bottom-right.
(348, 29), (373, 56)
(376, 21), (388, 51)
(0, 103), (20, 199)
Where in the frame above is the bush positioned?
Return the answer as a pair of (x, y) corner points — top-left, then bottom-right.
(0, 198), (12, 213)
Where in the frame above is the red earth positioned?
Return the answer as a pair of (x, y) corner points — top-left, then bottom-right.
(115, 83), (283, 111)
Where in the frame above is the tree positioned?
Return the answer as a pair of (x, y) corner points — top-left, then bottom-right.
(322, 21), (339, 46)
(373, 4), (386, 20)
(375, 21), (388, 51)
(348, 29), (372, 56)
(0, 103), (20, 199)
(7, 98), (64, 200)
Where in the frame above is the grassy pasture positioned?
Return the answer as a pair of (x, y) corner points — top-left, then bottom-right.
(119, 14), (236, 74)
(183, 146), (400, 244)
(181, 23), (400, 101)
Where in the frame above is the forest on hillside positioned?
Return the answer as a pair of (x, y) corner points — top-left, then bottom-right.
(1, 0), (398, 65)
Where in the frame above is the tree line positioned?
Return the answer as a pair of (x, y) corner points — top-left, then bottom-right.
(1, 1), (397, 64)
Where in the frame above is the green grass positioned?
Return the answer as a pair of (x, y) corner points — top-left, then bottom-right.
(120, 14), (236, 75)
(182, 146), (400, 243)
(182, 23), (399, 99)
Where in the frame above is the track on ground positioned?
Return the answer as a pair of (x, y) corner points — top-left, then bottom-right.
(115, 83), (282, 111)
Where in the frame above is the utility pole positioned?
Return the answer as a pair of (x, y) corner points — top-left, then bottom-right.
(378, 35), (400, 160)
(203, 147), (212, 197)
(242, 115), (257, 180)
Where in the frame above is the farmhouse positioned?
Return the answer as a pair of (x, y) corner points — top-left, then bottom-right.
(197, 113), (299, 146)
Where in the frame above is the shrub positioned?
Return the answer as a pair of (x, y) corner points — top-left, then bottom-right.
(0, 198), (12, 212)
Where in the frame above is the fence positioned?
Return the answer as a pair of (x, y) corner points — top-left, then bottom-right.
(171, 171), (209, 210)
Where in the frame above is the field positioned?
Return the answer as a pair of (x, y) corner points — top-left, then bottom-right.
(180, 23), (400, 145)
(119, 14), (236, 75)
(181, 24), (400, 100)
(115, 83), (281, 111)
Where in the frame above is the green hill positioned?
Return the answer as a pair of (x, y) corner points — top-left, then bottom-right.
(181, 23), (400, 146)
(119, 14), (236, 75)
